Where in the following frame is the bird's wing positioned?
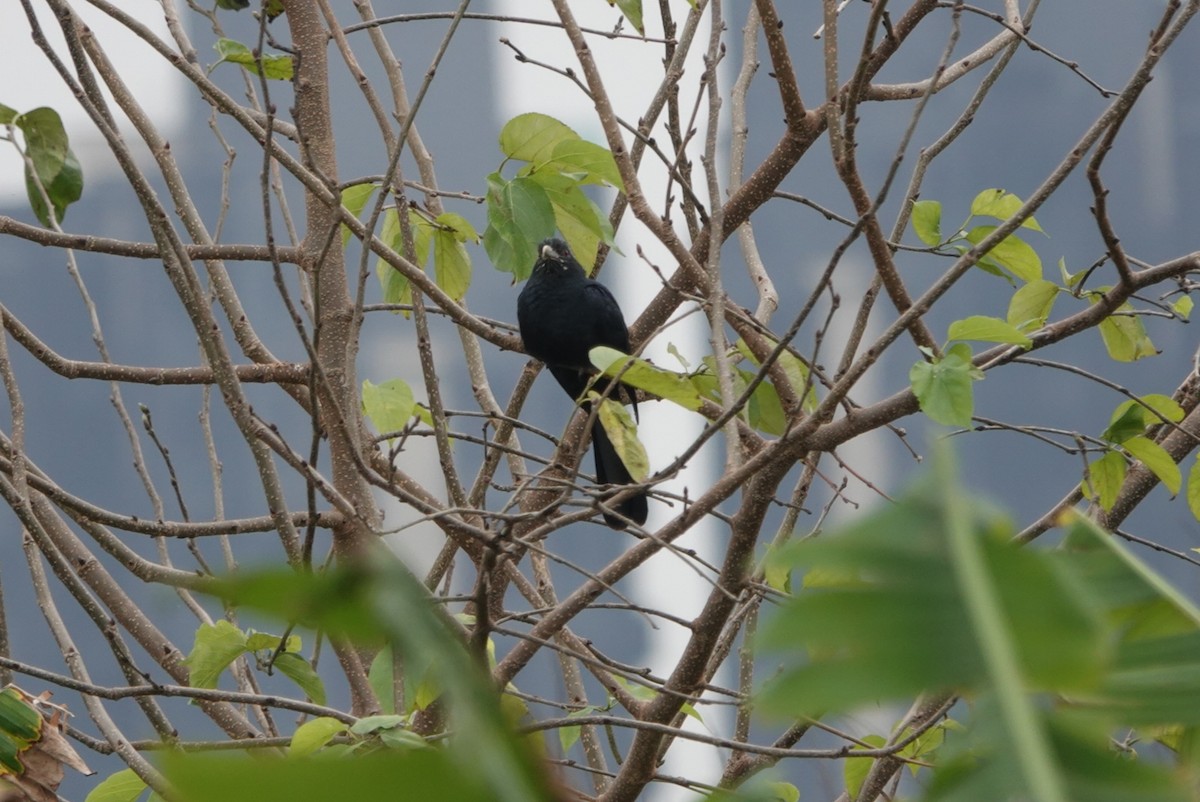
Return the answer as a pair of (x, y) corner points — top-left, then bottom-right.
(582, 282), (639, 419)
(583, 282), (632, 352)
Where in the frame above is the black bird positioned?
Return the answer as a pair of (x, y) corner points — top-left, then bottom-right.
(517, 238), (649, 528)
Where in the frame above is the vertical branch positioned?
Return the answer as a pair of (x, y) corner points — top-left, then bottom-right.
(285, 0), (378, 562)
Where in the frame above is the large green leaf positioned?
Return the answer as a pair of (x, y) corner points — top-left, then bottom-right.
(483, 172), (556, 279)
(184, 620), (248, 689)
(756, 459), (1107, 719)
(534, 172), (613, 274)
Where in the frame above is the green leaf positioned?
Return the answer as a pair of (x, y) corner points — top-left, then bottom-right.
(273, 652), (327, 705)
(735, 338), (819, 414)
(431, 228), (472, 302)
(289, 717), (347, 758)
(593, 395), (649, 482)
(213, 38), (293, 80)
(17, 107), (83, 226)
(609, 0), (645, 35)
(483, 172), (556, 279)
(206, 556), (555, 802)
(534, 172), (614, 274)
(1059, 256), (1087, 289)
(1085, 450), (1127, 511)
(762, 542), (791, 593)
(184, 620), (248, 689)
(499, 113), (579, 164)
(539, 138), (624, 190)
(1123, 436), (1181, 496)
(1098, 305), (1157, 362)
(757, 453), (1107, 720)
(214, 0), (250, 9)
(909, 343), (983, 428)
(340, 182), (378, 246)
(844, 734), (887, 799)
(1007, 279), (1059, 330)
(911, 199), (942, 246)
(435, 212), (479, 243)
(368, 647), (397, 715)
(589, 346), (703, 411)
(558, 707), (595, 755)
(1189, 457), (1200, 522)
(966, 226), (1042, 282)
(0, 689), (41, 743)
(350, 715), (409, 738)
(969, 188), (1044, 233)
(746, 370), (787, 436)
(947, 315), (1032, 347)
(0, 104), (19, 125)
(16, 107), (68, 185)
(362, 378), (417, 436)
(84, 768), (147, 802)
(1103, 395), (1184, 444)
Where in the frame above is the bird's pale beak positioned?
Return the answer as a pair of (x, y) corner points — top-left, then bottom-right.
(541, 243), (558, 262)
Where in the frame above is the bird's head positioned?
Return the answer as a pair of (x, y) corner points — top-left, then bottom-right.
(537, 238), (574, 272)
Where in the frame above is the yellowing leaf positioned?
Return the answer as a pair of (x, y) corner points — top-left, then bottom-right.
(966, 226), (1042, 282)
(589, 346), (703, 411)
(213, 38), (293, 80)
(1007, 279), (1059, 330)
(1123, 436), (1182, 496)
(970, 188), (1044, 233)
(289, 717), (348, 758)
(362, 378), (417, 435)
(593, 396), (649, 481)
(947, 315), (1032, 347)
(1098, 306), (1157, 362)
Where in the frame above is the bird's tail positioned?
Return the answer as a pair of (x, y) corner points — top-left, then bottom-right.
(591, 419), (649, 529)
